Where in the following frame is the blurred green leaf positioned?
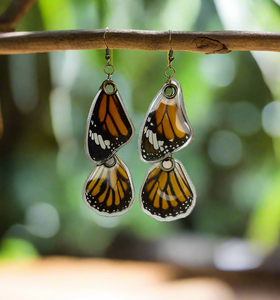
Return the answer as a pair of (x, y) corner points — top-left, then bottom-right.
(38, 0), (77, 30)
(247, 168), (280, 251)
(0, 238), (38, 262)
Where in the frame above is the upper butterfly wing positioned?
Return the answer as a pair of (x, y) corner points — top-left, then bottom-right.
(85, 81), (134, 164)
(139, 78), (193, 163)
(139, 158), (196, 221)
(83, 155), (135, 216)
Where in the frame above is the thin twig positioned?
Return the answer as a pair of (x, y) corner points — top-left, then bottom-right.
(0, 0), (37, 32)
(1, 29), (280, 55)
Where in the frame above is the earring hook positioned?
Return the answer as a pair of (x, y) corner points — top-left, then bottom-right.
(164, 30), (175, 82)
(103, 27), (109, 49)
(103, 27), (115, 79)
(168, 30), (174, 66)
(169, 30), (172, 51)
(104, 27), (110, 62)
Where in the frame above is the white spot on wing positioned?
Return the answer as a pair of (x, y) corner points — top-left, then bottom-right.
(94, 133), (99, 145)
(153, 133), (159, 150)
(146, 129), (149, 138)
(98, 135), (106, 149)
(89, 130), (94, 140)
(149, 130), (153, 144)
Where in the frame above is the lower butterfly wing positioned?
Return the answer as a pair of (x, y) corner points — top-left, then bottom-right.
(139, 158), (196, 221)
(83, 155), (135, 216)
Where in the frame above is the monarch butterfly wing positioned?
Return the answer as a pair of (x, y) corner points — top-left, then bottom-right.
(83, 155), (135, 216)
(138, 78), (193, 163)
(139, 158), (196, 221)
(85, 80), (135, 164)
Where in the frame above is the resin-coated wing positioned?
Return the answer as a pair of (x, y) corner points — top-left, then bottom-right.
(138, 78), (193, 163)
(139, 158), (196, 221)
(85, 80), (135, 164)
(83, 155), (135, 217)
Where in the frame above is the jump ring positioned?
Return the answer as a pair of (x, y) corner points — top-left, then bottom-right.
(103, 63), (115, 76)
(164, 66), (176, 79)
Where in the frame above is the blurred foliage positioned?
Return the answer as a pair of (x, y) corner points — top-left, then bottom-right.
(0, 0), (280, 260)
(0, 238), (38, 263)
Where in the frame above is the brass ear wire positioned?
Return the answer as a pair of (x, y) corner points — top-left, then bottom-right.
(104, 27), (110, 62)
(168, 30), (174, 66)
(164, 30), (176, 82)
(103, 27), (115, 79)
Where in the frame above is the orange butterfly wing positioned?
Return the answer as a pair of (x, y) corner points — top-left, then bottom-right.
(83, 155), (134, 216)
(139, 79), (193, 163)
(140, 158), (196, 221)
(86, 81), (134, 164)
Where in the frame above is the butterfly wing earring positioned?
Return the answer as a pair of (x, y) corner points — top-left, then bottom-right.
(83, 28), (135, 217)
(138, 31), (196, 221)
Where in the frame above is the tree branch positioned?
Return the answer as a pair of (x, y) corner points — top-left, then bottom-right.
(0, 0), (37, 32)
(0, 29), (280, 55)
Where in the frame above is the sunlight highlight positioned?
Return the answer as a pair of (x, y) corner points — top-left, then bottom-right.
(208, 130), (243, 167)
(25, 203), (60, 238)
(262, 101), (280, 137)
(229, 102), (261, 136)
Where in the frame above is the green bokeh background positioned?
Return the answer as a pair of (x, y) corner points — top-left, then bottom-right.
(1, 0), (280, 261)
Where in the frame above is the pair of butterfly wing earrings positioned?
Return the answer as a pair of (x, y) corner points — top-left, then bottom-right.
(82, 30), (196, 222)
